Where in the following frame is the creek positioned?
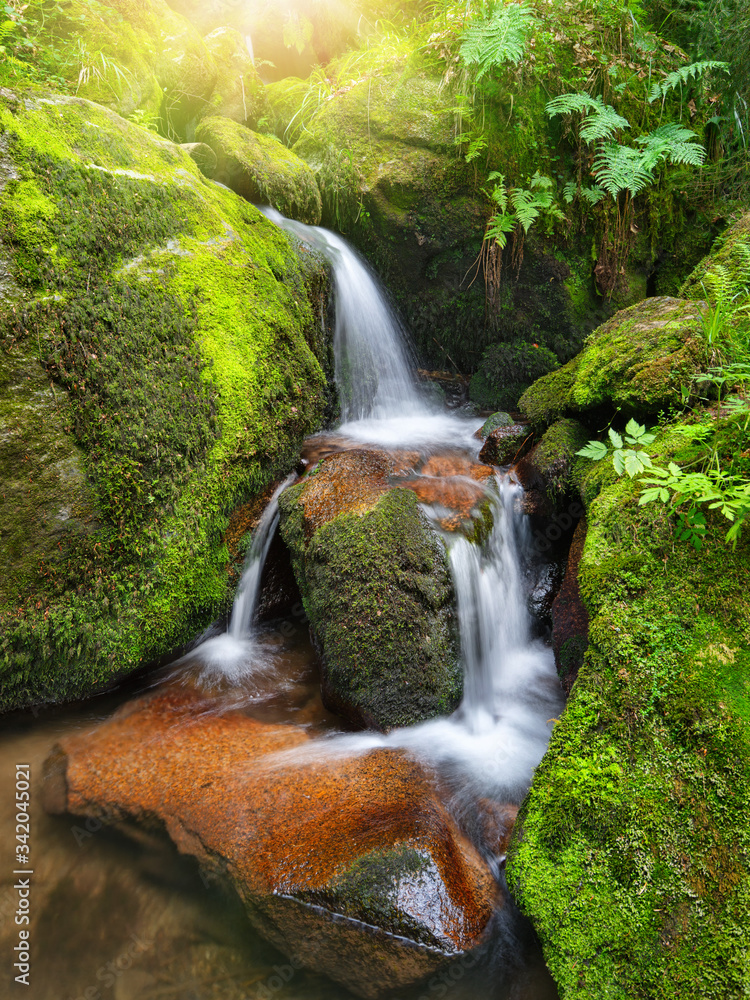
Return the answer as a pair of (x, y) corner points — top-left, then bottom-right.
(0, 212), (566, 1000)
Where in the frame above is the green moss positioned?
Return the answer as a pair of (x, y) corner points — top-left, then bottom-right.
(507, 414), (750, 998)
(519, 357), (580, 428)
(520, 297), (707, 428)
(531, 419), (590, 502)
(201, 27), (268, 129)
(279, 486), (461, 731)
(470, 342), (560, 412)
(195, 115), (322, 224)
(680, 211), (750, 300)
(0, 89), (331, 711)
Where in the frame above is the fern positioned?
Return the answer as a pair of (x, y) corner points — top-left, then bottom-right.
(648, 59), (729, 103)
(635, 123), (706, 170)
(459, 2), (536, 79)
(592, 142), (653, 198)
(546, 91), (629, 142)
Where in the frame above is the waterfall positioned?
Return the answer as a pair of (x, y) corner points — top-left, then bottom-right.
(261, 207), (429, 423)
(228, 473), (297, 641)
(182, 474), (296, 681)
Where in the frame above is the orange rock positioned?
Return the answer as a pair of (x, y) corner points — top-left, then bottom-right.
(291, 448), (393, 537)
(43, 685), (498, 998)
(477, 800), (519, 858)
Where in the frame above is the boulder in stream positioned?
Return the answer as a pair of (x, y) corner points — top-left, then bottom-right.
(278, 449), (462, 730)
(43, 684), (499, 998)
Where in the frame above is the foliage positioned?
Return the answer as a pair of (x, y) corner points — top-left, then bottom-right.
(648, 59), (729, 105)
(458, 1), (536, 80)
(577, 417), (750, 547)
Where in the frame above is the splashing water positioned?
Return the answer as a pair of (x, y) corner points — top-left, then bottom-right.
(182, 474), (297, 685)
(268, 474), (563, 804)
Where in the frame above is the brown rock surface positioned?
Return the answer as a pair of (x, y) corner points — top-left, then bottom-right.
(552, 516), (589, 692)
(43, 685), (498, 997)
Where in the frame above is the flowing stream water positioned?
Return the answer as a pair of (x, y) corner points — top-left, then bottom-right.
(0, 209), (565, 1000)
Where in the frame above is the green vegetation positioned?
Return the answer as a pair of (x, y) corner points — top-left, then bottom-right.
(0, 90), (331, 711)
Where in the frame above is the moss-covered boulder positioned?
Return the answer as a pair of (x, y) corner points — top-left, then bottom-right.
(519, 297), (707, 427)
(30, 0), (218, 132)
(195, 115), (322, 223)
(278, 449), (461, 731)
(680, 210), (750, 300)
(199, 27), (268, 129)
(515, 418), (590, 515)
(507, 412), (750, 997)
(0, 89), (332, 712)
(470, 342), (560, 412)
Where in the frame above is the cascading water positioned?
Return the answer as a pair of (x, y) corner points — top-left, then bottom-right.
(261, 207), (429, 423)
(196, 207), (563, 802)
(228, 473), (297, 641)
(183, 473), (297, 683)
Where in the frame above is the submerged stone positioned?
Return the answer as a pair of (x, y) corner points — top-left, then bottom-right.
(43, 684), (499, 998)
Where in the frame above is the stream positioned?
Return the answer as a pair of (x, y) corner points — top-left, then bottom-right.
(0, 211), (565, 1000)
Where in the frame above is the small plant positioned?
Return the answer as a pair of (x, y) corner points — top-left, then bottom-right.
(577, 417), (750, 548)
(459, 1), (536, 80)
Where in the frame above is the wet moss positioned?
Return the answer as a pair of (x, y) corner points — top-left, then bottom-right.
(0, 89), (331, 711)
(280, 486), (461, 731)
(507, 414), (750, 998)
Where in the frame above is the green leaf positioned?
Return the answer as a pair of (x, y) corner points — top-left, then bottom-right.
(624, 450), (644, 477)
(608, 428), (624, 449)
(576, 440), (608, 461)
(613, 450), (625, 475)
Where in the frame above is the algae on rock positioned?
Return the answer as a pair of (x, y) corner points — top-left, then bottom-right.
(0, 88), (332, 712)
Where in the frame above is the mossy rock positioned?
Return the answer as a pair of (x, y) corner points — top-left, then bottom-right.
(470, 342), (560, 412)
(0, 89), (332, 712)
(680, 211), (750, 300)
(278, 451), (461, 731)
(200, 27), (268, 130)
(39, 0), (217, 132)
(514, 418), (590, 517)
(507, 413), (750, 998)
(519, 297), (706, 427)
(478, 424), (531, 467)
(195, 115), (322, 223)
(478, 411), (514, 437)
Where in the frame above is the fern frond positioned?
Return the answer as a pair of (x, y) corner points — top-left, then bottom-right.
(546, 91), (629, 142)
(510, 188), (543, 232)
(485, 212), (515, 247)
(580, 184), (606, 205)
(592, 142), (653, 198)
(546, 92), (601, 117)
(460, 2), (536, 79)
(635, 123), (706, 169)
(648, 60), (729, 103)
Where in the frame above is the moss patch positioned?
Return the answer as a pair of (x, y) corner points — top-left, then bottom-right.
(279, 481), (461, 731)
(507, 415), (750, 997)
(0, 88), (331, 711)
(520, 297), (706, 427)
(196, 115), (322, 224)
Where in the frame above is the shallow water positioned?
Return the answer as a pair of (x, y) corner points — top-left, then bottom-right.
(0, 622), (558, 1000)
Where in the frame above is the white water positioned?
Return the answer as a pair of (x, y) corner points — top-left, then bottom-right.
(182, 474), (296, 684)
(269, 476), (563, 804)
(187, 209), (563, 802)
(262, 207), (431, 423)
